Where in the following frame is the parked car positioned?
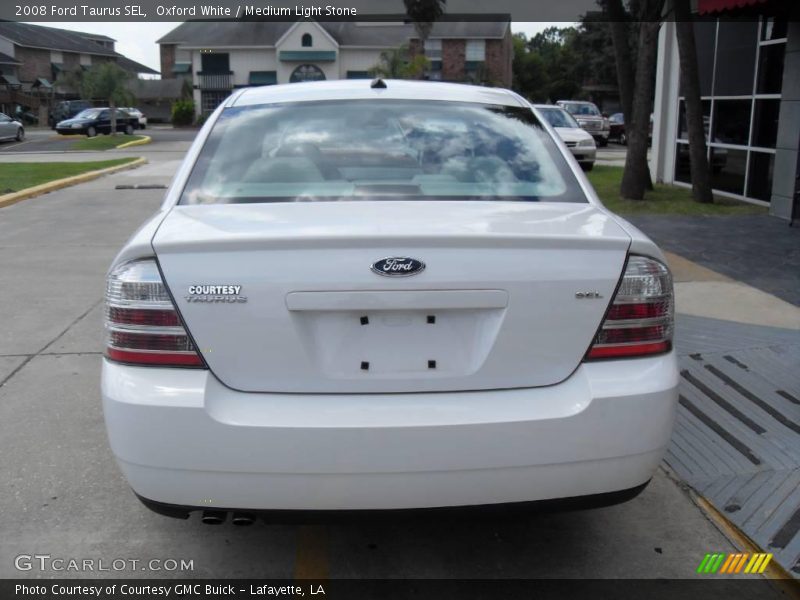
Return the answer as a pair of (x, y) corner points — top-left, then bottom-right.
(535, 104), (596, 171)
(13, 105), (39, 126)
(55, 108), (138, 137)
(609, 113), (626, 145)
(0, 112), (24, 142)
(102, 80), (677, 522)
(120, 107), (147, 129)
(48, 99), (92, 129)
(556, 100), (610, 147)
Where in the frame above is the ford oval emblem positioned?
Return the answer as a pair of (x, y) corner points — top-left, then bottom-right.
(371, 257), (426, 277)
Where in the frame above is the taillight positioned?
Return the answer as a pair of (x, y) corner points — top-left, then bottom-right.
(585, 255), (673, 360)
(105, 259), (205, 367)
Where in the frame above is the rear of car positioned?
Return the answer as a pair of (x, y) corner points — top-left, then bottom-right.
(121, 107), (147, 129)
(102, 81), (677, 521)
(557, 101), (610, 147)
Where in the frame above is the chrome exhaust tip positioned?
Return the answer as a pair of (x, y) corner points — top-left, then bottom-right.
(231, 512), (256, 526)
(201, 510), (226, 525)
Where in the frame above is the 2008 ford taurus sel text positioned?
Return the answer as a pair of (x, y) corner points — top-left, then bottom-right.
(102, 80), (678, 524)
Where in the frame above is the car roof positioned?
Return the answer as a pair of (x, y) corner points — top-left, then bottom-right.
(231, 79), (527, 109)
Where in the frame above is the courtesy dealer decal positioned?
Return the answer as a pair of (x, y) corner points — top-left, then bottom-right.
(185, 285), (247, 303)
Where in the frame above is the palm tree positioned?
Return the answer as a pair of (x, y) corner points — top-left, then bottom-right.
(674, 0), (713, 203)
(403, 0), (446, 77)
(80, 62), (135, 135)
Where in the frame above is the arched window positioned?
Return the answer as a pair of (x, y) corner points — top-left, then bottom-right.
(290, 64), (325, 83)
(301, 33), (313, 47)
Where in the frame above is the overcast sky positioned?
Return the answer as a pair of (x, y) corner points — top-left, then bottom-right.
(31, 21), (574, 75)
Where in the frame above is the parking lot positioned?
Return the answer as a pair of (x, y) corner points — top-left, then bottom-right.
(0, 134), (791, 591)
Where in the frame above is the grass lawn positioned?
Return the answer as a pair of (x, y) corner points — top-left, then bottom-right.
(0, 158), (138, 194)
(586, 166), (767, 215)
(69, 134), (146, 151)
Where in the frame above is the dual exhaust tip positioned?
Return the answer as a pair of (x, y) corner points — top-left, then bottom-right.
(201, 510), (256, 526)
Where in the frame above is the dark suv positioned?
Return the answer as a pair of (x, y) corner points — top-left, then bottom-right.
(48, 100), (93, 129)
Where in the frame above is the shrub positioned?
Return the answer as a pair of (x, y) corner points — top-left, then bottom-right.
(171, 99), (195, 126)
(195, 113), (208, 127)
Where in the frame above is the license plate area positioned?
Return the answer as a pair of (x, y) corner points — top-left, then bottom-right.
(288, 290), (507, 379)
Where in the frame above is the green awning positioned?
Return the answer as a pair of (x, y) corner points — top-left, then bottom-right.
(346, 71), (371, 80)
(249, 71), (277, 85)
(279, 50), (336, 62)
(81, 65), (91, 72)
(51, 62), (64, 73)
(33, 77), (52, 88)
(0, 73), (21, 87)
(172, 62), (191, 74)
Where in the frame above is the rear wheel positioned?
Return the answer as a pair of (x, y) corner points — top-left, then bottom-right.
(619, 133), (627, 146)
(15, 127), (24, 142)
(581, 162), (594, 172)
(124, 124), (134, 135)
(597, 137), (609, 148)
(86, 126), (97, 138)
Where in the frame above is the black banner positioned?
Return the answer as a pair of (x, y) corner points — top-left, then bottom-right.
(0, 579), (788, 600)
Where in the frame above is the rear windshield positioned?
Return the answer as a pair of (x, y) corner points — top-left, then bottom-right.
(539, 107), (580, 129)
(179, 99), (586, 205)
(562, 103), (601, 117)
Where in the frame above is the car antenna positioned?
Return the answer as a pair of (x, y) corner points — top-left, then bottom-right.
(371, 78), (387, 89)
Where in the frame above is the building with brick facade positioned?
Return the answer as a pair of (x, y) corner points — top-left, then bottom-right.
(0, 22), (158, 120)
(158, 20), (512, 118)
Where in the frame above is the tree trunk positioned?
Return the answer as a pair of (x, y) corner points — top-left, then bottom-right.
(110, 99), (117, 135)
(605, 0), (634, 123)
(620, 6), (663, 200)
(674, 0), (713, 203)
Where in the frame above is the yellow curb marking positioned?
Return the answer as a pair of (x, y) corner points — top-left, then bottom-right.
(0, 157), (147, 209)
(116, 135), (151, 149)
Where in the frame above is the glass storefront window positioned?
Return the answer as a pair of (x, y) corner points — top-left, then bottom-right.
(709, 148), (747, 195)
(751, 99), (780, 148)
(674, 142), (692, 184)
(677, 99), (711, 140)
(712, 100), (751, 146)
(747, 152), (775, 201)
(757, 43), (785, 94)
(760, 19), (787, 41)
(714, 20), (758, 96)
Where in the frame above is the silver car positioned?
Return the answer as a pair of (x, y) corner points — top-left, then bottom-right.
(556, 101), (610, 147)
(0, 112), (24, 142)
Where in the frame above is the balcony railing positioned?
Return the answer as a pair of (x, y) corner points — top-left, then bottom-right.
(196, 71), (234, 90)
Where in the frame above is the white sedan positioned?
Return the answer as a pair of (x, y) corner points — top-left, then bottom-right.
(536, 104), (596, 170)
(102, 80), (677, 524)
(119, 107), (147, 129)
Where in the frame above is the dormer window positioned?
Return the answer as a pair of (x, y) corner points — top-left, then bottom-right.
(302, 33), (313, 47)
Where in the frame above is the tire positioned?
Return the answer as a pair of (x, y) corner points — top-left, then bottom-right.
(86, 126), (97, 138)
(15, 127), (24, 142)
(598, 137), (609, 148)
(581, 162), (594, 172)
(619, 133), (627, 146)
(124, 124), (134, 135)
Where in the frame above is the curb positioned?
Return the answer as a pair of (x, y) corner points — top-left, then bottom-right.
(0, 157), (147, 209)
(116, 135), (151, 149)
(692, 493), (799, 594)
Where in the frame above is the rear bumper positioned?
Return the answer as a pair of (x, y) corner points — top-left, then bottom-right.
(102, 353), (678, 512)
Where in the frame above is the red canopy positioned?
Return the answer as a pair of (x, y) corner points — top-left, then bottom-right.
(697, 0), (768, 14)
